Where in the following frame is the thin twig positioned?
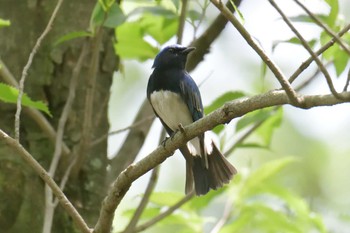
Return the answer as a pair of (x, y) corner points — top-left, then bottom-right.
(344, 68), (350, 92)
(15, 0), (64, 141)
(209, 198), (233, 233)
(293, 0), (350, 55)
(210, 0), (303, 106)
(294, 62), (332, 91)
(122, 129), (165, 233)
(133, 192), (195, 233)
(289, 23), (350, 83)
(74, 27), (104, 176)
(91, 115), (155, 147)
(177, 0), (188, 44)
(224, 120), (265, 157)
(268, 0), (346, 100)
(0, 129), (92, 233)
(43, 42), (89, 233)
(0, 59), (71, 155)
(123, 166), (160, 233)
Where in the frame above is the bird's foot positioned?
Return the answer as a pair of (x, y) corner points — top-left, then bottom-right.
(178, 123), (185, 133)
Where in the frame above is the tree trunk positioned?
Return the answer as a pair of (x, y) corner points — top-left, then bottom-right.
(0, 1), (116, 232)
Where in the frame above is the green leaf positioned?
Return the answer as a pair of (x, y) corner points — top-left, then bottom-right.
(187, 187), (226, 210)
(204, 91), (246, 115)
(98, 0), (115, 11)
(235, 142), (269, 149)
(0, 19), (10, 28)
(53, 31), (92, 46)
(229, 0), (244, 23)
(333, 49), (349, 77)
(256, 107), (283, 146)
(91, 2), (105, 28)
(140, 14), (178, 44)
(149, 192), (184, 207)
(115, 22), (159, 60)
(122, 206), (160, 219)
(187, 10), (202, 22)
(235, 108), (273, 133)
(103, 3), (126, 28)
(204, 91), (246, 134)
(240, 157), (297, 197)
(91, 2), (126, 29)
(128, 6), (176, 18)
(158, 212), (203, 233)
(272, 37), (317, 50)
(324, 0), (339, 27)
(0, 83), (51, 116)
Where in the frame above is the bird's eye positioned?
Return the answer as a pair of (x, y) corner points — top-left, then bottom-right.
(168, 48), (175, 53)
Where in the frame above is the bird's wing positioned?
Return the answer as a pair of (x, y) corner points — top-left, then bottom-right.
(179, 73), (203, 122)
(179, 73), (207, 165)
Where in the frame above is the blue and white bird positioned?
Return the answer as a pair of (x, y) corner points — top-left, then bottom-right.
(147, 44), (236, 195)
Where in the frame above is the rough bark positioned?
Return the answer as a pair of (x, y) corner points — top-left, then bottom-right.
(0, 1), (116, 232)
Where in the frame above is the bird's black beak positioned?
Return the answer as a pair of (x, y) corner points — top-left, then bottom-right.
(181, 47), (196, 55)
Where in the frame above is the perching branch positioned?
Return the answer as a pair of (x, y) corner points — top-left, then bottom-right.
(210, 0), (303, 106)
(122, 166), (160, 233)
(107, 0), (242, 182)
(15, 0), (64, 141)
(93, 90), (350, 233)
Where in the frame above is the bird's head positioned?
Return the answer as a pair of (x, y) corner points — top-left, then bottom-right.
(152, 45), (195, 70)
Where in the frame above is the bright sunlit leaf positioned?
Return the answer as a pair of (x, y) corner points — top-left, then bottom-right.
(54, 31), (92, 46)
(115, 22), (159, 60)
(0, 19), (10, 28)
(0, 83), (51, 116)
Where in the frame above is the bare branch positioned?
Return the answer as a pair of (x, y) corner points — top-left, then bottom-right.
(210, 0), (303, 106)
(187, 0), (241, 71)
(122, 166), (160, 233)
(15, 0), (64, 141)
(43, 42), (89, 233)
(344, 68), (350, 92)
(91, 115), (154, 147)
(294, 62), (332, 91)
(133, 192), (195, 233)
(210, 198), (233, 233)
(268, 0), (346, 100)
(289, 23), (350, 83)
(122, 129), (165, 233)
(93, 89), (350, 233)
(0, 129), (92, 233)
(107, 100), (155, 184)
(176, 0), (188, 44)
(293, 0), (350, 55)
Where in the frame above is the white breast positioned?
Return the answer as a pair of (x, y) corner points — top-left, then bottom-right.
(150, 90), (200, 155)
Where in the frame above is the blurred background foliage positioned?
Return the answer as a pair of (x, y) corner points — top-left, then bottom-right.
(104, 0), (350, 232)
(1, 0), (350, 232)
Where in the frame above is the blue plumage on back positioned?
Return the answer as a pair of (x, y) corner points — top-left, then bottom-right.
(147, 45), (236, 195)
